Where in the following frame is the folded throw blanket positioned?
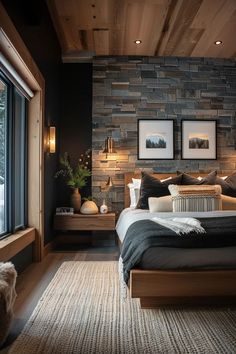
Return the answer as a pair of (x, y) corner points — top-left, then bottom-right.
(152, 217), (206, 235)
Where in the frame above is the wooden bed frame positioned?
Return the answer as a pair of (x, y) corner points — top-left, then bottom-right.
(124, 172), (236, 308)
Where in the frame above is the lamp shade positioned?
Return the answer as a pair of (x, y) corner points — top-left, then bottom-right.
(106, 176), (113, 188)
(103, 136), (116, 154)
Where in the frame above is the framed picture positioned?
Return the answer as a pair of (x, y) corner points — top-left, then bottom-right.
(138, 119), (174, 160)
(181, 120), (217, 160)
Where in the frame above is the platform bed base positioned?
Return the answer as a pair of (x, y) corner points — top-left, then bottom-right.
(130, 269), (236, 309)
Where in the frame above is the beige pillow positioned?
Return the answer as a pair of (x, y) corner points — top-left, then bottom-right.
(221, 194), (236, 210)
(148, 196), (173, 212)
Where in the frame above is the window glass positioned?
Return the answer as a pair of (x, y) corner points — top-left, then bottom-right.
(0, 79), (7, 234)
(0, 73), (27, 239)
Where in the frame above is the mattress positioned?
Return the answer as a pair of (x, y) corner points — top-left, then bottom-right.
(116, 208), (236, 270)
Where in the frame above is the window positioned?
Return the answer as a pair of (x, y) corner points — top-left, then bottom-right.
(0, 71), (27, 239)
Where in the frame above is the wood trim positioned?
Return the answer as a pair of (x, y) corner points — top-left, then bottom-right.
(0, 4), (44, 89)
(0, 3), (45, 261)
(139, 296), (236, 309)
(130, 268), (236, 301)
(54, 213), (116, 231)
(43, 241), (55, 258)
(0, 228), (35, 262)
(28, 90), (44, 261)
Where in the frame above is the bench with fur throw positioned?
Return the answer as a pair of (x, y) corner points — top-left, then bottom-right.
(0, 262), (17, 347)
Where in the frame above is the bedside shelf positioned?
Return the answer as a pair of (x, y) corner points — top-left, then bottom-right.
(54, 213), (116, 231)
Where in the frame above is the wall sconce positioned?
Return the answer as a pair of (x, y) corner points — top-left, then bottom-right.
(103, 136), (116, 157)
(101, 176), (113, 192)
(48, 126), (56, 153)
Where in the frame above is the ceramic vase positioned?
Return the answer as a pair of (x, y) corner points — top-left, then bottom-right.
(100, 199), (108, 214)
(80, 200), (99, 214)
(70, 188), (81, 213)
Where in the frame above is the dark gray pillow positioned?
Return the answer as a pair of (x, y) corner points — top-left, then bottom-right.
(179, 172), (201, 185)
(215, 172), (236, 197)
(136, 172), (182, 209)
(178, 171), (217, 185)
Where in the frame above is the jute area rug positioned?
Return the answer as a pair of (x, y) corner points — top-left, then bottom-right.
(9, 261), (236, 354)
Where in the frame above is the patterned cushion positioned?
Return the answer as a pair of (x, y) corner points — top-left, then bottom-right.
(168, 184), (222, 212)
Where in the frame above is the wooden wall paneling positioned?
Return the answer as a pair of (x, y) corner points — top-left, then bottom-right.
(156, 0), (183, 56)
(47, 0), (69, 53)
(136, 1), (171, 56)
(203, 9), (236, 58)
(112, 0), (128, 56)
(60, 15), (82, 52)
(190, 0), (225, 30)
(123, 2), (145, 55)
(47, 0), (236, 58)
(161, 0), (203, 56)
(93, 29), (109, 55)
(72, 0), (92, 29)
(191, 0), (236, 57)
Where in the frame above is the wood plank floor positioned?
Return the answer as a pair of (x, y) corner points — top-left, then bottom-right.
(0, 246), (119, 352)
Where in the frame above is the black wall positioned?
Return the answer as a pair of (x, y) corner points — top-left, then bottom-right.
(57, 63), (92, 206)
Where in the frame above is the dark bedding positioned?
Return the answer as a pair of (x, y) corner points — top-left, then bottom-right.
(120, 216), (236, 284)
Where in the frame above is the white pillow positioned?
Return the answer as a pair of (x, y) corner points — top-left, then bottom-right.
(148, 196), (173, 212)
(127, 183), (140, 208)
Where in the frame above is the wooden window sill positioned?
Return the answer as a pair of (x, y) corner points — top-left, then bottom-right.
(0, 227), (35, 262)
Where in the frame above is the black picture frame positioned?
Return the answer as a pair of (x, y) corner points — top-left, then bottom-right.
(138, 119), (174, 160)
(181, 119), (217, 160)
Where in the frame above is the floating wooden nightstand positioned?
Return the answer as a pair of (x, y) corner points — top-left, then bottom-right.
(54, 213), (116, 231)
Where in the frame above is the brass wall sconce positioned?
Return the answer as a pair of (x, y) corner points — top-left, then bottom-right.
(103, 136), (116, 157)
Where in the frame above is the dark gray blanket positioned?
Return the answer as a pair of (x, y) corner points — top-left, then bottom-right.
(120, 216), (236, 284)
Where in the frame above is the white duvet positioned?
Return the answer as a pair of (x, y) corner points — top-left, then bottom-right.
(116, 208), (236, 242)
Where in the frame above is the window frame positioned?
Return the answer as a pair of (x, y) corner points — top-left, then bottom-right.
(0, 70), (28, 240)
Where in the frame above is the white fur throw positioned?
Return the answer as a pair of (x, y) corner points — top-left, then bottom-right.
(0, 262), (17, 347)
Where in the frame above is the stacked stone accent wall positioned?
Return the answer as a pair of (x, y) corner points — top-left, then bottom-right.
(92, 56), (236, 213)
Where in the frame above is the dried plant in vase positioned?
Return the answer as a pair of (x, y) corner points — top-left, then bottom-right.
(55, 149), (91, 212)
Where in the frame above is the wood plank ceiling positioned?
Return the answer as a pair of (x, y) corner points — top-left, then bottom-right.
(47, 0), (236, 61)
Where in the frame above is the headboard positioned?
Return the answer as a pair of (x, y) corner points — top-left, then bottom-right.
(124, 172), (225, 209)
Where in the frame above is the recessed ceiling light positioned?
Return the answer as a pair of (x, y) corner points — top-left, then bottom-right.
(134, 40), (142, 44)
(214, 40), (222, 45)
